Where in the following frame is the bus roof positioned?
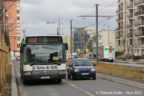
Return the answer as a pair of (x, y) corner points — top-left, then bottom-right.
(22, 35), (64, 44)
(25, 35), (63, 38)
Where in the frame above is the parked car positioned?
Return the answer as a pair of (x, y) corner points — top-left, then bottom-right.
(67, 58), (96, 80)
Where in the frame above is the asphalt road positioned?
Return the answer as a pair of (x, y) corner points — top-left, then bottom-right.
(15, 61), (144, 96)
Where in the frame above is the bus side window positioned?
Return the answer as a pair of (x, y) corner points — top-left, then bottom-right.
(26, 48), (34, 62)
(64, 43), (68, 50)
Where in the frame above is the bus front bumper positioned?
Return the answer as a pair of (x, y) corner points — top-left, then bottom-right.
(23, 70), (66, 80)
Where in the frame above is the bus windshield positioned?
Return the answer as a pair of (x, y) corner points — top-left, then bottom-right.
(23, 45), (64, 64)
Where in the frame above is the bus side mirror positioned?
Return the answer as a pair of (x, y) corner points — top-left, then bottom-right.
(64, 43), (68, 50)
(20, 44), (24, 53)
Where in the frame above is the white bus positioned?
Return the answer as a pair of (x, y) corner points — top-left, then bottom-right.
(20, 35), (68, 83)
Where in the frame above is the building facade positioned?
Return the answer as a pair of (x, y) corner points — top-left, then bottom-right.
(92, 30), (116, 55)
(73, 27), (90, 52)
(117, 0), (144, 56)
(3, 0), (23, 56)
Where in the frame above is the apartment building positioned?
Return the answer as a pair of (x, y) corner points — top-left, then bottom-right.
(16, 0), (23, 52)
(116, 0), (128, 54)
(3, 0), (23, 56)
(117, 0), (144, 56)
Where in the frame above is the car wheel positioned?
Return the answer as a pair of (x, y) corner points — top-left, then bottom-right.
(57, 79), (62, 83)
(93, 76), (96, 80)
(70, 74), (75, 80)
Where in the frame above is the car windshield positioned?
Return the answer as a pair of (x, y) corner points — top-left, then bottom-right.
(72, 59), (92, 66)
(23, 45), (63, 64)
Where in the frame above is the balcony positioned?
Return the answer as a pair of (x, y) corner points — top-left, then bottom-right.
(116, 36), (120, 40)
(127, 33), (133, 38)
(127, 14), (133, 19)
(120, 8), (123, 11)
(118, 0), (120, 4)
(119, 16), (123, 20)
(136, 32), (144, 38)
(116, 18), (120, 22)
(135, 0), (144, 6)
(117, 28), (121, 31)
(127, 24), (133, 29)
(116, 9), (121, 13)
(117, 18), (123, 22)
(127, 4), (133, 9)
(135, 10), (144, 16)
(135, 22), (144, 27)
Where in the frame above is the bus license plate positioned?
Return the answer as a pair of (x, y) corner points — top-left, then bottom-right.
(41, 76), (50, 79)
(33, 65), (57, 70)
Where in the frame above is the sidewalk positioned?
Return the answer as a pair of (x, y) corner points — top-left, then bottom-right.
(11, 61), (19, 96)
(97, 73), (144, 90)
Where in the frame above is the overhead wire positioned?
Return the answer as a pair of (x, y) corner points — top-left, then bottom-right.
(99, 1), (118, 10)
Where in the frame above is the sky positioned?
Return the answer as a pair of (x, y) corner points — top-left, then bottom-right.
(21, 0), (118, 36)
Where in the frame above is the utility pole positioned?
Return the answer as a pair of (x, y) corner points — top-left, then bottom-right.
(78, 5), (116, 61)
(96, 4), (99, 62)
(57, 18), (61, 35)
(108, 17), (110, 45)
(106, 17), (112, 46)
(57, 27), (59, 35)
(70, 20), (73, 59)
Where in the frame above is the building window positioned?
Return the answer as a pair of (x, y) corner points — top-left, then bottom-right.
(17, 44), (20, 48)
(11, 4), (15, 7)
(118, 40), (120, 46)
(17, 37), (20, 41)
(141, 38), (144, 44)
(17, 32), (21, 35)
(17, 10), (20, 14)
(130, 39), (133, 45)
(142, 49), (144, 55)
(17, 17), (20, 20)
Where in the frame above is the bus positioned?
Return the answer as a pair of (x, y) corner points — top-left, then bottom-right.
(20, 35), (68, 83)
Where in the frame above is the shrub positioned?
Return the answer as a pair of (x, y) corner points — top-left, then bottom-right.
(115, 51), (124, 57)
(133, 56), (142, 60)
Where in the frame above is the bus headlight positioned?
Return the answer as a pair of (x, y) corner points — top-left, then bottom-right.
(24, 71), (31, 76)
(59, 70), (67, 75)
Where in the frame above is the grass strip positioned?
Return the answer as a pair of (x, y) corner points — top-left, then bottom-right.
(94, 63), (144, 81)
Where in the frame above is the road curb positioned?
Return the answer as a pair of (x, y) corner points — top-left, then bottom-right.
(11, 61), (19, 96)
(97, 73), (144, 90)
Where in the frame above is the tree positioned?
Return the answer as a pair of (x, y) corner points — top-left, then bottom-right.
(87, 39), (93, 52)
